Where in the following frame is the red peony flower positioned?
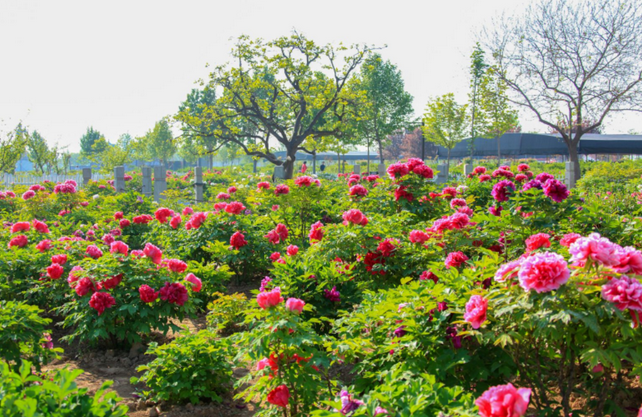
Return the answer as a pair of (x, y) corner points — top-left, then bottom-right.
(75, 277), (96, 296)
(51, 254), (67, 265)
(257, 181), (270, 190)
(46, 263), (64, 280)
(10, 222), (30, 233)
(409, 230), (429, 244)
(525, 233), (551, 252)
(230, 232), (248, 249)
(169, 214), (182, 229)
(217, 192), (231, 200)
(445, 251), (469, 269)
(89, 292), (116, 315)
(33, 220), (49, 233)
(267, 385), (290, 408)
(167, 259), (188, 273)
(110, 241), (129, 256)
(139, 284), (159, 303)
(86, 245), (103, 259)
(225, 201), (246, 215)
(274, 184), (290, 195)
(308, 221), (324, 243)
(143, 243), (163, 264)
(154, 207), (174, 224)
(286, 245), (299, 256)
(420, 270), (438, 283)
(36, 239), (52, 252)
(119, 219), (131, 228)
(114, 212), (124, 220)
(349, 184), (368, 197)
(342, 209), (366, 226)
(294, 176), (313, 187)
(159, 282), (189, 306)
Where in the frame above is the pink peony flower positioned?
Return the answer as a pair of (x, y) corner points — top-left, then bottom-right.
(227, 186), (237, 193)
(102, 234), (115, 245)
(86, 245), (103, 259)
(525, 233), (551, 252)
(170, 214), (182, 229)
(167, 259), (188, 273)
(267, 385), (290, 408)
(257, 287), (283, 309)
(32, 219), (49, 233)
(225, 201), (246, 215)
(413, 164), (434, 179)
(139, 284), (159, 303)
(488, 205), (502, 217)
(474, 166), (487, 174)
(46, 263), (64, 280)
(518, 252), (570, 293)
(517, 163), (529, 172)
(51, 254), (67, 265)
(230, 232), (248, 249)
(269, 252), (281, 262)
(286, 245), (299, 256)
(89, 292), (116, 315)
(285, 297), (305, 314)
(185, 273), (202, 292)
(342, 209), (366, 226)
(450, 198), (467, 209)
(275, 223), (288, 241)
(386, 162), (409, 180)
(560, 233), (581, 248)
(154, 207), (174, 223)
(349, 184), (368, 197)
(257, 181), (270, 190)
(217, 192), (231, 200)
(601, 276), (642, 311)
(143, 243), (163, 264)
(409, 230), (430, 244)
(479, 174), (491, 182)
(159, 282), (189, 306)
(445, 251), (469, 269)
(110, 241), (129, 256)
(569, 233), (619, 267)
(182, 206), (194, 216)
(119, 219), (131, 228)
(10, 221), (30, 233)
(36, 239), (52, 252)
(475, 383), (531, 417)
(22, 190), (35, 200)
(495, 260), (523, 282)
(294, 176), (313, 187)
(612, 247), (642, 275)
(308, 221), (324, 243)
(464, 295), (488, 329)
(420, 270), (438, 283)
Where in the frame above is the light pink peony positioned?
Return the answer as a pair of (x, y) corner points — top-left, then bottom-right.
(185, 273), (202, 292)
(285, 297), (305, 314)
(475, 383), (531, 417)
(494, 260), (522, 282)
(464, 295), (488, 329)
(569, 233), (619, 267)
(612, 247), (642, 275)
(342, 209), (366, 226)
(518, 252), (570, 293)
(257, 287), (283, 309)
(409, 230), (430, 244)
(601, 276), (642, 311)
(143, 243), (163, 264)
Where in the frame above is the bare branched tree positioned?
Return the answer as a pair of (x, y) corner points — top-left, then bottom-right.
(484, 0), (641, 181)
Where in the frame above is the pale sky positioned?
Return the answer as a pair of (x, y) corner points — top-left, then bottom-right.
(0, 0), (640, 153)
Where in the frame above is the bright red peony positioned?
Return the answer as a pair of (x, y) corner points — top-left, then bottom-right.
(89, 292), (116, 316)
(159, 282), (189, 306)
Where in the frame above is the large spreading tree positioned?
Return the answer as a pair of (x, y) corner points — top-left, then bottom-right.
(176, 33), (373, 179)
(485, 0), (641, 181)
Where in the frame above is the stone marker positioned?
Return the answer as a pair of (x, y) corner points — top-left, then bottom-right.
(436, 164), (448, 184)
(114, 166), (125, 193)
(378, 163), (386, 177)
(194, 166), (203, 203)
(565, 161), (576, 189)
(82, 168), (92, 186)
(353, 164), (361, 175)
(142, 167), (152, 197)
(273, 165), (285, 181)
(153, 166), (167, 201)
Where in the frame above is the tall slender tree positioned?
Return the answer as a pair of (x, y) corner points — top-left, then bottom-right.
(422, 94), (468, 175)
(26, 130), (50, 174)
(468, 43), (489, 158)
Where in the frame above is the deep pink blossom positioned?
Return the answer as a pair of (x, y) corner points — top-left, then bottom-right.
(230, 232), (248, 249)
(89, 292), (116, 315)
(185, 273), (202, 292)
(308, 221), (324, 243)
(143, 243), (163, 264)
(257, 287), (283, 309)
(10, 222), (30, 233)
(349, 184), (368, 197)
(525, 233), (551, 252)
(159, 282), (189, 306)
(139, 285), (159, 303)
(543, 179), (570, 203)
(475, 383), (531, 417)
(154, 207), (174, 223)
(445, 251), (469, 269)
(560, 233), (581, 248)
(33, 220), (49, 233)
(518, 252), (570, 293)
(491, 180), (515, 202)
(225, 201), (246, 215)
(275, 184), (290, 195)
(342, 209), (366, 226)
(409, 230), (429, 244)
(464, 295), (488, 329)
(86, 245), (103, 259)
(286, 245), (299, 256)
(170, 214), (182, 229)
(601, 276), (642, 311)
(46, 263), (64, 280)
(569, 233), (619, 267)
(285, 297), (305, 313)
(612, 247), (642, 275)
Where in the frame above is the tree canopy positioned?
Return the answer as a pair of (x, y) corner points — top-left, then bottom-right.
(422, 93), (468, 173)
(175, 32), (374, 178)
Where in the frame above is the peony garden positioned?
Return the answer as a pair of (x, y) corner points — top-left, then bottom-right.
(0, 158), (641, 417)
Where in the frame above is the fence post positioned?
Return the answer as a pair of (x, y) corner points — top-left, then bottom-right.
(114, 166), (125, 193)
(142, 167), (152, 197)
(377, 163), (386, 177)
(194, 166), (203, 203)
(353, 164), (361, 175)
(273, 166), (285, 182)
(565, 161), (577, 189)
(463, 163), (473, 177)
(153, 166), (167, 201)
(436, 164), (448, 184)
(82, 168), (92, 186)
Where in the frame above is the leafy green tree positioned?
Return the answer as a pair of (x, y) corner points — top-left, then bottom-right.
(142, 120), (176, 167)
(421, 94), (468, 174)
(468, 42), (489, 158)
(89, 134), (135, 173)
(176, 33), (372, 179)
(176, 87), (219, 168)
(0, 124), (27, 174)
(26, 130), (50, 174)
(357, 53), (415, 164)
(478, 66), (520, 165)
(79, 127), (103, 159)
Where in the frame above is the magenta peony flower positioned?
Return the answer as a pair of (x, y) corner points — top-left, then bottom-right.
(36, 239), (52, 252)
(33, 219), (49, 233)
(612, 247), (642, 275)
(475, 383), (531, 417)
(227, 186), (237, 193)
(409, 230), (430, 244)
(257, 181), (270, 190)
(491, 180), (515, 202)
(185, 273), (202, 292)
(274, 184), (290, 195)
(560, 233), (581, 247)
(479, 174), (492, 182)
(75, 277), (95, 296)
(265, 229), (280, 244)
(51, 254), (67, 265)
(257, 287), (283, 309)
(216, 192), (231, 200)
(464, 295), (488, 329)
(154, 207), (174, 223)
(89, 292), (116, 315)
(522, 179), (542, 191)
(420, 270), (438, 283)
(182, 206), (194, 215)
(285, 297), (305, 314)
(349, 184), (368, 197)
(342, 209), (366, 226)
(445, 251), (469, 269)
(139, 284), (159, 303)
(225, 201), (246, 215)
(386, 162), (409, 180)
(601, 276), (642, 312)
(494, 260), (523, 282)
(22, 190), (35, 200)
(143, 243), (163, 264)
(294, 176), (313, 187)
(119, 219), (131, 228)
(543, 179), (570, 203)
(275, 223), (288, 241)
(86, 245), (103, 259)
(169, 214), (182, 229)
(159, 282), (189, 306)
(535, 172), (554, 183)
(102, 234), (115, 245)
(413, 164), (434, 179)
(518, 252), (570, 293)
(517, 163), (529, 172)
(569, 233), (619, 267)
(324, 286), (341, 302)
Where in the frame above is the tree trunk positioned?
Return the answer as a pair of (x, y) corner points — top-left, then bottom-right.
(209, 154), (213, 170)
(377, 139), (384, 164)
(567, 141), (581, 182)
(282, 147), (297, 179)
(367, 140), (370, 173)
(337, 151), (340, 173)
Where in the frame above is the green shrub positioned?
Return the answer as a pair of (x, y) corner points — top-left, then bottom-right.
(132, 329), (233, 404)
(0, 360), (127, 417)
(206, 292), (248, 333)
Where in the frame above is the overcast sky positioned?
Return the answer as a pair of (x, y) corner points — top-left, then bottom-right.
(0, 0), (640, 153)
